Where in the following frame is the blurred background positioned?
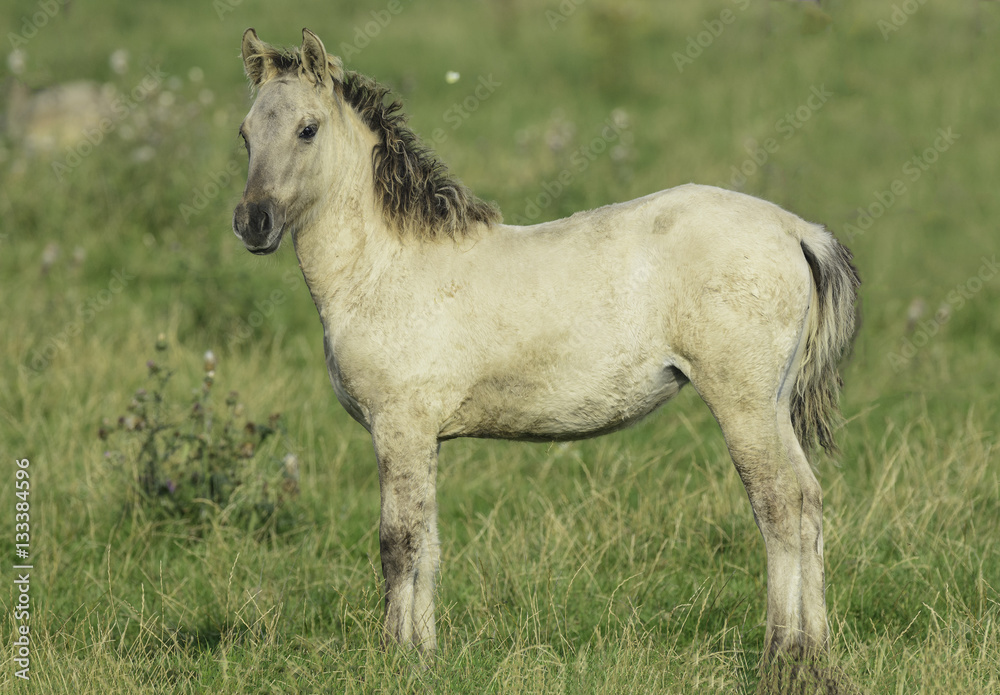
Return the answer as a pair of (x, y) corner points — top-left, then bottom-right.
(1, 1), (997, 692)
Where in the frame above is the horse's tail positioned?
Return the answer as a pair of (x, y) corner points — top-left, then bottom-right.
(792, 223), (861, 457)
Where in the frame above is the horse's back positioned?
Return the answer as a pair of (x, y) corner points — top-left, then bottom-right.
(500, 184), (816, 274)
(492, 184), (816, 329)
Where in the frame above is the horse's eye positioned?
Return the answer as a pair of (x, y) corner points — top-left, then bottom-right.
(299, 124), (318, 140)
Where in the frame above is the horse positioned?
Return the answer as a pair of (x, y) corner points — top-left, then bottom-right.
(232, 28), (860, 691)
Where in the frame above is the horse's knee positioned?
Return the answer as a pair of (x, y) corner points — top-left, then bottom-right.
(380, 522), (418, 584)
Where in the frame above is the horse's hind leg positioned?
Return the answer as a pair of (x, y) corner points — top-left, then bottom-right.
(746, 404), (851, 693)
(689, 346), (829, 664)
(708, 399), (815, 659)
(372, 415), (440, 655)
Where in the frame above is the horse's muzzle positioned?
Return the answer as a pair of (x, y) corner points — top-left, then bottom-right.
(233, 199), (286, 255)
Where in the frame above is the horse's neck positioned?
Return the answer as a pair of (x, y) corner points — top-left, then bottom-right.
(291, 110), (402, 328)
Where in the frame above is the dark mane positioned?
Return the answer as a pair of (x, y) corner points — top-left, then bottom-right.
(341, 71), (502, 239)
(252, 45), (501, 239)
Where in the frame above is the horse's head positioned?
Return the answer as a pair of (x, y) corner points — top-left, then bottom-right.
(233, 28), (345, 254)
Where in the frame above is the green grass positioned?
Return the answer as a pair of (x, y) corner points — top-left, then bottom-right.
(1, 0), (998, 692)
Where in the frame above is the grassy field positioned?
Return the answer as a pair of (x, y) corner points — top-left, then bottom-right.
(1, 0), (998, 692)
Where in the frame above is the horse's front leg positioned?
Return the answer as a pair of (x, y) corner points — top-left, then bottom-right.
(372, 419), (440, 655)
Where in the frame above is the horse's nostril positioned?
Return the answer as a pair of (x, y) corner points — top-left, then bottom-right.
(248, 203), (272, 235)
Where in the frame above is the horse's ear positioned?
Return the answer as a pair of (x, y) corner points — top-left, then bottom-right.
(242, 28), (272, 87)
(301, 28), (343, 90)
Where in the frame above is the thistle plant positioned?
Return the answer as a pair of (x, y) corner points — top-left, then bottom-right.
(100, 336), (300, 534)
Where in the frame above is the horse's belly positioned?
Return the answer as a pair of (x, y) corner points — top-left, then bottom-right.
(439, 363), (688, 441)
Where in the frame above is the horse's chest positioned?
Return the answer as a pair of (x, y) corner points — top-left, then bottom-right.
(322, 328), (371, 429)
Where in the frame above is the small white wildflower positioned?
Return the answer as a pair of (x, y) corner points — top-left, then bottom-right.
(203, 350), (217, 372)
(41, 242), (61, 274)
(7, 49), (27, 75)
(906, 297), (927, 332)
(610, 145), (630, 163)
(109, 49), (129, 75)
(282, 453), (300, 479)
(611, 108), (630, 130)
(445, 71), (460, 84)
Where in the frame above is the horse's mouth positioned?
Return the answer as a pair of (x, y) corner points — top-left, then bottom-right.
(241, 226), (285, 255)
(247, 237), (282, 255)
